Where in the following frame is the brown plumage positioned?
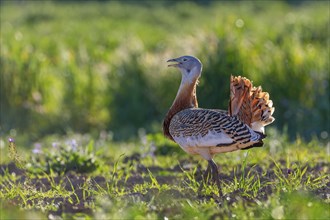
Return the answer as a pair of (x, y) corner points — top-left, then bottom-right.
(163, 55), (275, 196)
(163, 82), (198, 141)
(229, 75), (275, 133)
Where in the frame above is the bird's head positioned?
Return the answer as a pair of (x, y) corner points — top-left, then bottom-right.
(167, 55), (202, 83)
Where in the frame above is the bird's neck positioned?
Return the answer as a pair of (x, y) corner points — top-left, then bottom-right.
(163, 77), (199, 140)
(172, 79), (199, 110)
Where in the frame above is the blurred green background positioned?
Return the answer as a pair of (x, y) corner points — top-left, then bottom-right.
(0, 0), (329, 143)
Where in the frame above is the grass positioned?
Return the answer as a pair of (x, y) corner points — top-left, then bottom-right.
(0, 130), (329, 219)
(0, 1), (329, 219)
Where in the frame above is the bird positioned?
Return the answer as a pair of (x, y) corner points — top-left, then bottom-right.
(163, 55), (275, 196)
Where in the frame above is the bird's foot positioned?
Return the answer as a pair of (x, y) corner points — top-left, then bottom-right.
(198, 160), (223, 198)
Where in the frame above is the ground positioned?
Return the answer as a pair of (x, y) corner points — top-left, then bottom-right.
(0, 133), (329, 219)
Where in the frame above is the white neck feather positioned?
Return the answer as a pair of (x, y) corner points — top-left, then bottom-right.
(180, 65), (201, 86)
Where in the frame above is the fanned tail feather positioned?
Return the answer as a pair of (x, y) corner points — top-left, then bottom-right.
(229, 75), (275, 133)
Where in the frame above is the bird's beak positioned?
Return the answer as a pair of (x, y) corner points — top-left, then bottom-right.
(167, 58), (180, 67)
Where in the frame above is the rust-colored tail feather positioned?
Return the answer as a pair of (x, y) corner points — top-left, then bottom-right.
(229, 75), (275, 133)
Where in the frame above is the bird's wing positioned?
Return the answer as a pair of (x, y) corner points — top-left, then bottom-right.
(169, 108), (264, 148)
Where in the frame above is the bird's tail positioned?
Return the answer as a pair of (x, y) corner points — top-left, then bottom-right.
(229, 75), (275, 133)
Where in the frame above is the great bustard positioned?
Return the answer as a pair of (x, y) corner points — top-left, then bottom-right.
(163, 55), (275, 196)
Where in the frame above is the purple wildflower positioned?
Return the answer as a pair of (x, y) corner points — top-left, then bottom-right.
(52, 142), (59, 149)
(70, 139), (78, 151)
(8, 138), (14, 143)
(32, 143), (42, 154)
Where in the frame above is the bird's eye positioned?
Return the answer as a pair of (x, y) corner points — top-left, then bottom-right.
(182, 58), (188, 62)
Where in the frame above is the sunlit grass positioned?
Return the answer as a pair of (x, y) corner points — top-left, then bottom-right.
(0, 130), (329, 219)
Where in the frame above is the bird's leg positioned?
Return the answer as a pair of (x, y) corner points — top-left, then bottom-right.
(198, 162), (211, 194)
(208, 159), (223, 197)
(203, 162), (212, 182)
